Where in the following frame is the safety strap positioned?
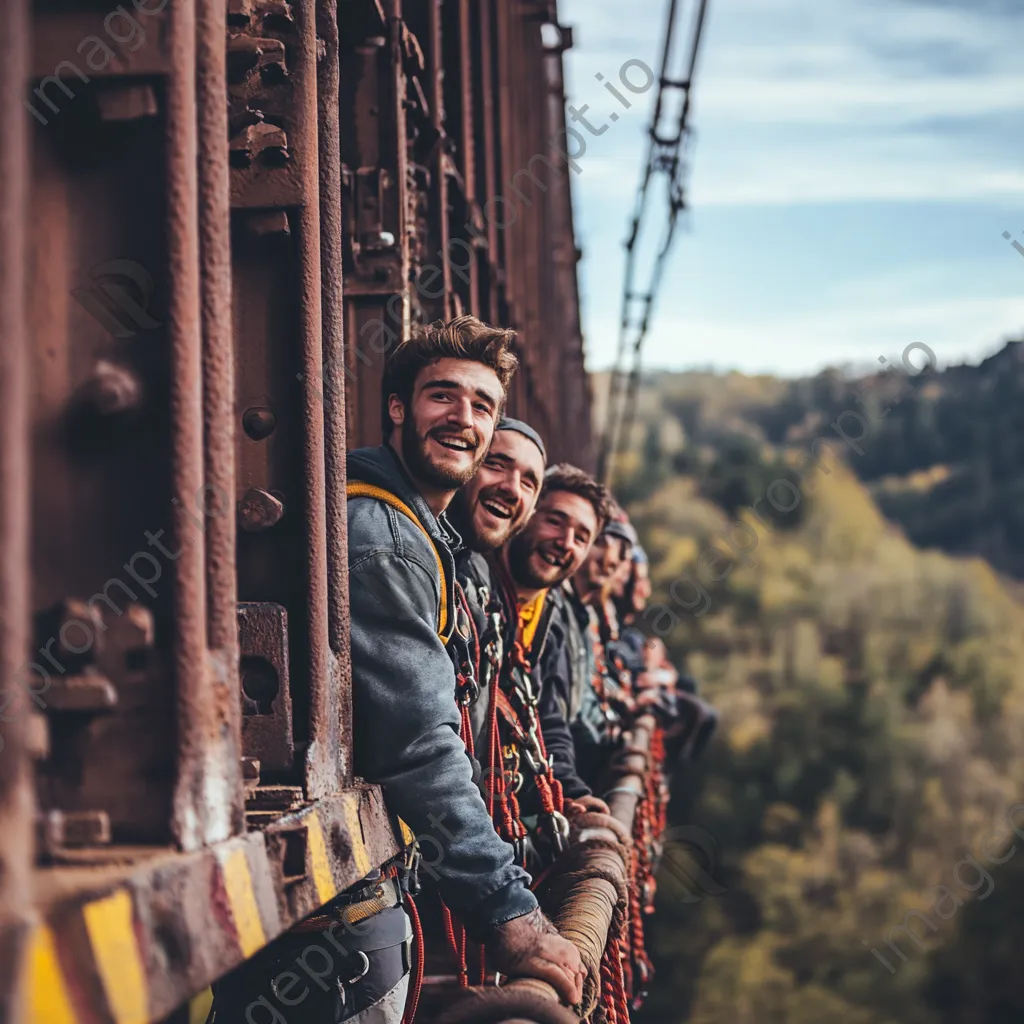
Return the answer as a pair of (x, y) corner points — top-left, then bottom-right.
(346, 481), (451, 871)
(494, 686), (529, 743)
(346, 481), (452, 644)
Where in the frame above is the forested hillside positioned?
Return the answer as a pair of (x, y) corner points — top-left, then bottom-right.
(608, 340), (1024, 575)
(614, 343), (1024, 1024)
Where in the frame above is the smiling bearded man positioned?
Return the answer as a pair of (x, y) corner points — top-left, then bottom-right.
(213, 319), (586, 1024)
(449, 417), (547, 552)
(475, 464), (629, 872)
(450, 418), (548, 752)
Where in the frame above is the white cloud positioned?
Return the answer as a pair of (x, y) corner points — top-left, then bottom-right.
(585, 295), (1024, 376)
(698, 72), (1024, 126)
(558, 0), (1024, 374)
(562, 0), (1024, 207)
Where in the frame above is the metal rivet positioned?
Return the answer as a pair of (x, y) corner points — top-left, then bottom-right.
(243, 406), (277, 439)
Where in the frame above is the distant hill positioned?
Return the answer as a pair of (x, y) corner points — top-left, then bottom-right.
(602, 340), (1024, 577)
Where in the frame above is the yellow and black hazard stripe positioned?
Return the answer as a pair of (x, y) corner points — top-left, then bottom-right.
(8, 788), (399, 1024)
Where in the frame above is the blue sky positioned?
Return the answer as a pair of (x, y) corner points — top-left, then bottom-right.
(558, 0), (1024, 377)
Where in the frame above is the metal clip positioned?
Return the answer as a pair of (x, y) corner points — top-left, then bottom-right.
(343, 951), (371, 985)
(458, 676), (480, 707)
(513, 828), (529, 865)
(521, 743), (549, 776)
(546, 810), (571, 856)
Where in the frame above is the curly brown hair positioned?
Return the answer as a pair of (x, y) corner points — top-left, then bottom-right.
(381, 315), (519, 439)
(539, 463), (614, 533)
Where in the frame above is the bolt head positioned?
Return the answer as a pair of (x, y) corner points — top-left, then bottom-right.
(243, 406), (277, 439)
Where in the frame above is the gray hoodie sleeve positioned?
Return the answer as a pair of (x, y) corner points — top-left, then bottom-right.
(348, 549), (537, 938)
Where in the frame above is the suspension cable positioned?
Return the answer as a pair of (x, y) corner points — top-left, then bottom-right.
(597, 0), (710, 485)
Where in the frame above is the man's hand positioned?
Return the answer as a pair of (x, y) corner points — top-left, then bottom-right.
(487, 908), (586, 1006)
(565, 799), (632, 846)
(570, 794), (611, 815)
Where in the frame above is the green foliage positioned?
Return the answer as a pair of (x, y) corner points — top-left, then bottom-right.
(627, 413), (1024, 1023)
(700, 437), (807, 531)
(617, 340), (1024, 575)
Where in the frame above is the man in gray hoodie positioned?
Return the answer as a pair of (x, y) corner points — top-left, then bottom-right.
(344, 316), (585, 1018)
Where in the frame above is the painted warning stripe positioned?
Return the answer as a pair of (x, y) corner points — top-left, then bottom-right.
(341, 792), (372, 879)
(307, 809), (340, 905)
(26, 924), (77, 1024)
(188, 987), (214, 1024)
(219, 845), (267, 959)
(398, 817), (416, 847)
(10, 788), (402, 1024)
(82, 890), (149, 1024)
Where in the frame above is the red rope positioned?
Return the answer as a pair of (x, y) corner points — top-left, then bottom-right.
(439, 901), (469, 988)
(486, 664), (500, 818)
(609, 935), (631, 1023)
(598, 934), (631, 1024)
(619, 722), (669, 1009)
(459, 700), (474, 758)
(402, 893), (425, 1024)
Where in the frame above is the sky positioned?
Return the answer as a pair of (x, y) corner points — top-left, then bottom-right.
(557, 0), (1024, 377)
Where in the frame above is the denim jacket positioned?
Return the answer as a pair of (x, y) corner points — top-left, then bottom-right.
(346, 446), (536, 939)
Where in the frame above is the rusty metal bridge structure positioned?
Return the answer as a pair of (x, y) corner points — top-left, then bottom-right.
(0, 1), (661, 1021)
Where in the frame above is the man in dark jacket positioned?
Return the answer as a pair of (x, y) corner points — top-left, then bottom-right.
(552, 514), (637, 788)
(214, 319), (582, 1024)
(491, 464), (631, 861)
(345, 317), (584, 1018)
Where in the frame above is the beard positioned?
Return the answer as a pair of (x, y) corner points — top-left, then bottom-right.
(450, 486), (527, 554)
(447, 489), (496, 552)
(401, 416), (482, 491)
(507, 532), (573, 590)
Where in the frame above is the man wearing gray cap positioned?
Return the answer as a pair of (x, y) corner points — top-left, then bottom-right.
(447, 417), (549, 749)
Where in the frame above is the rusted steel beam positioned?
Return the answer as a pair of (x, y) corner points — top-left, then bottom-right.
(291, 0), (338, 803)
(197, 0), (245, 839)
(317, 0), (354, 783)
(340, 0), (410, 450)
(493, 0), (515, 312)
(457, 0), (480, 315)
(0, 0), (35, 1002)
(7, 787), (398, 1024)
(543, 61), (593, 472)
(426, 0), (452, 318)
(477, 0), (501, 325)
(27, 4), (176, 842)
(166, 0), (227, 851)
(9, 0), (598, 1018)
